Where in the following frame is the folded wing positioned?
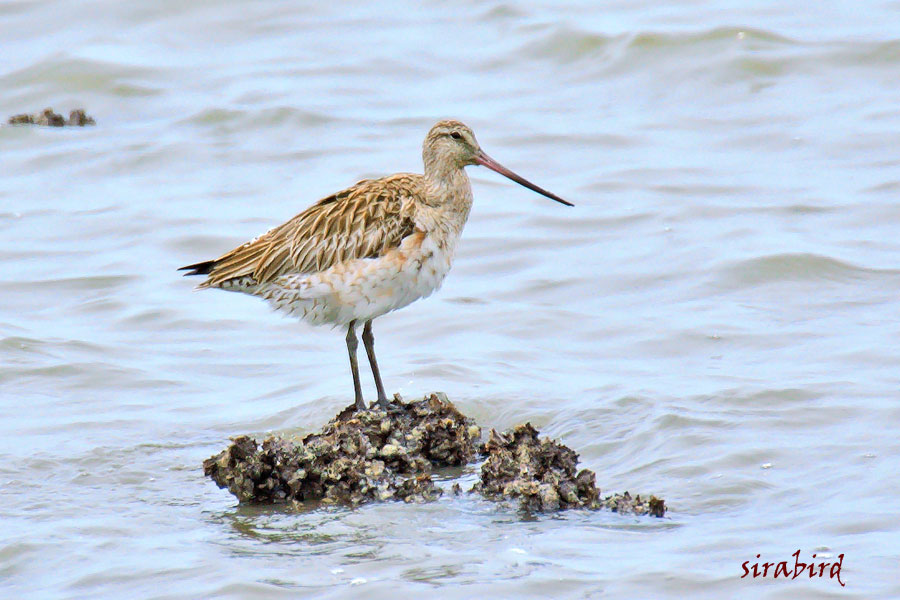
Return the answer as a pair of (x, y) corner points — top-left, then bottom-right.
(180, 174), (422, 290)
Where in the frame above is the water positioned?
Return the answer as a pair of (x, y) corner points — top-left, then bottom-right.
(2, 1), (899, 597)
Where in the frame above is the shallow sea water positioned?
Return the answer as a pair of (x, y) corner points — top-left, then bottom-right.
(2, 1), (899, 598)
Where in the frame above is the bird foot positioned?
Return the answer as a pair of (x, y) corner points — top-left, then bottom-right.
(351, 395), (395, 413)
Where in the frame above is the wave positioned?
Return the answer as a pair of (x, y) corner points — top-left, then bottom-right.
(514, 25), (900, 80)
(0, 54), (162, 97)
(180, 106), (338, 129)
(713, 252), (898, 289)
(519, 26), (795, 64)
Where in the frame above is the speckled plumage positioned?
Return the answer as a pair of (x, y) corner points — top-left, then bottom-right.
(187, 171), (469, 326)
(181, 119), (571, 409)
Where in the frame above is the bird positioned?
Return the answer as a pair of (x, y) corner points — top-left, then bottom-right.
(180, 119), (572, 411)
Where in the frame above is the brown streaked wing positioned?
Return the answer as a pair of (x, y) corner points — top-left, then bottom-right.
(200, 174), (422, 289)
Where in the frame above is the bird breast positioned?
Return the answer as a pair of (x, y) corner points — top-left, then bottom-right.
(258, 227), (458, 326)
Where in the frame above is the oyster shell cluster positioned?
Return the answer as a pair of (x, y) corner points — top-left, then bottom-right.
(204, 393), (666, 517)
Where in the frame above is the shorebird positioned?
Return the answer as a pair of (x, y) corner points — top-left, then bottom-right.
(180, 119), (572, 410)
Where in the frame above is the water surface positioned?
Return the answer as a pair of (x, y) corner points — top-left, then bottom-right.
(2, 1), (899, 598)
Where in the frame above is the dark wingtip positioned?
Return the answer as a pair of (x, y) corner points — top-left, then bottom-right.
(178, 260), (217, 276)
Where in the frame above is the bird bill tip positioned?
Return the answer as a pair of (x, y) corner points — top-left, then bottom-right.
(475, 152), (573, 207)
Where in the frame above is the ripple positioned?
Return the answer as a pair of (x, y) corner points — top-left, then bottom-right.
(520, 28), (614, 63)
(0, 335), (55, 356)
(182, 106), (338, 130)
(713, 252), (894, 289)
(5, 275), (136, 293)
(520, 26), (796, 65)
(0, 55), (161, 95)
(628, 27), (796, 49)
(829, 38), (900, 67)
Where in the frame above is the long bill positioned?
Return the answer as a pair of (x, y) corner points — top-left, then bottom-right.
(475, 151), (574, 207)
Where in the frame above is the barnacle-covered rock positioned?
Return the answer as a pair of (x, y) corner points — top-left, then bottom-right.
(471, 423), (602, 512)
(203, 393), (481, 506)
(203, 393), (666, 517)
(601, 491), (667, 518)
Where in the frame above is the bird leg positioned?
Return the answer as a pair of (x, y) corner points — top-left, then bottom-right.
(346, 320), (366, 410)
(362, 320), (390, 409)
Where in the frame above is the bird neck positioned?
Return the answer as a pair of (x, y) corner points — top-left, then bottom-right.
(423, 163), (472, 209)
(423, 149), (465, 181)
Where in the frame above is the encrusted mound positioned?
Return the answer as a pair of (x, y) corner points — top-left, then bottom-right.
(601, 491), (667, 518)
(472, 423), (666, 516)
(472, 423), (601, 511)
(203, 393), (481, 506)
(204, 394), (666, 517)
(8, 108), (95, 127)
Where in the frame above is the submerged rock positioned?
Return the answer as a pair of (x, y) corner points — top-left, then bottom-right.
(204, 393), (666, 517)
(7, 108), (95, 127)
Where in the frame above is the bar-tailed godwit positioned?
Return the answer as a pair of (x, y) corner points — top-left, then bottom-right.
(180, 120), (572, 410)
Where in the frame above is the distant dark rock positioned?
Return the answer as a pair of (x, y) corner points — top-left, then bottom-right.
(66, 109), (95, 126)
(8, 113), (34, 125)
(35, 108), (66, 126)
(7, 108), (95, 127)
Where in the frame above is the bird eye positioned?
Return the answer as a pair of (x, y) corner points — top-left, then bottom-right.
(450, 132), (462, 140)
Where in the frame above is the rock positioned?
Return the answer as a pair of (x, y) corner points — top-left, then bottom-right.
(471, 423), (602, 512)
(7, 108), (95, 127)
(35, 108), (66, 127)
(203, 393), (481, 506)
(203, 393), (666, 517)
(601, 491), (667, 518)
(67, 109), (95, 126)
(8, 113), (34, 125)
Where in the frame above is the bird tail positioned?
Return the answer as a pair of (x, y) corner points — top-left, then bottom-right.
(178, 259), (217, 276)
